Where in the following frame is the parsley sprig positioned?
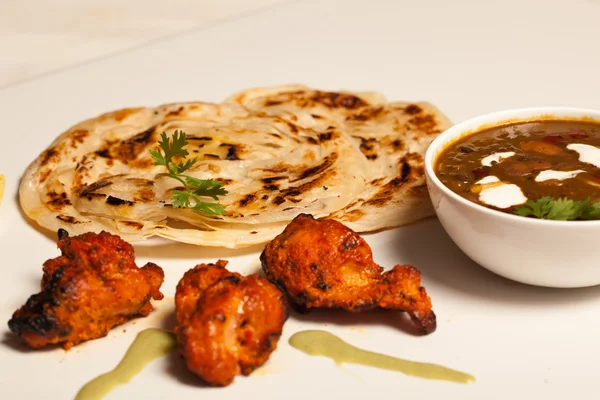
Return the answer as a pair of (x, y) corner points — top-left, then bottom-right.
(150, 130), (228, 215)
(514, 196), (600, 220)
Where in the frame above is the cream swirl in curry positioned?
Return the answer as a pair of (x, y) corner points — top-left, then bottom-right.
(436, 120), (600, 215)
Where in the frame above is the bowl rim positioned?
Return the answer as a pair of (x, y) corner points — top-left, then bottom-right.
(424, 106), (600, 226)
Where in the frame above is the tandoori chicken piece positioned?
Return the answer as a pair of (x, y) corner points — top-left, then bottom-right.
(174, 260), (288, 387)
(260, 213), (436, 334)
(8, 229), (164, 350)
(174, 260), (238, 327)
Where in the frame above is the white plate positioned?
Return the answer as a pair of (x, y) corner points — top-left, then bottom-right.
(2, 0), (600, 399)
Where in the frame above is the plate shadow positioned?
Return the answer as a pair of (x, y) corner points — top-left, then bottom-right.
(391, 218), (600, 305)
(290, 308), (427, 337)
(134, 241), (265, 261)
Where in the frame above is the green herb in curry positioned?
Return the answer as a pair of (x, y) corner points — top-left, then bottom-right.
(514, 196), (600, 220)
(150, 130), (228, 215)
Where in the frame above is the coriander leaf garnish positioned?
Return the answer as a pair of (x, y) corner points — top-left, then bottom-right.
(581, 201), (600, 220)
(150, 130), (227, 215)
(514, 196), (600, 221)
(514, 196), (553, 219)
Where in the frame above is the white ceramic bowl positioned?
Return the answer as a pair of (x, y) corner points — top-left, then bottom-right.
(424, 107), (600, 288)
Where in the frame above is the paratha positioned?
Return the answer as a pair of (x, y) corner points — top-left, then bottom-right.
(20, 85), (452, 248)
(19, 101), (372, 247)
(225, 85), (453, 231)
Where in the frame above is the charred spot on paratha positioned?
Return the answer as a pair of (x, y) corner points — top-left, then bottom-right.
(46, 191), (71, 210)
(39, 170), (52, 185)
(408, 114), (441, 134)
(404, 104), (422, 115)
(254, 162), (296, 174)
(283, 121), (299, 134)
(292, 153), (338, 182)
(336, 208), (365, 222)
(349, 107), (384, 121)
(95, 149), (111, 158)
(281, 189), (300, 197)
(56, 215), (85, 224)
(216, 178), (234, 185)
(356, 137), (378, 159)
(39, 147), (58, 166)
(82, 193), (107, 201)
(106, 178), (156, 203)
(94, 127), (156, 164)
(318, 130), (334, 142)
(404, 152), (425, 168)
(226, 147), (240, 160)
(38, 145), (64, 183)
(125, 178), (154, 186)
(133, 189), (155, 203)
(273, 196), (286, 205)
(102, 108), (144, 122)
(76, 179), (113, 197)
(400, 161), (412, 181)
(362, 155), (420, 208)
(391, 139), (403, 151)
(106, 196), (134, 206)
(114, 127), (156, 161)
(281, 170), (337, 202)
(120, 221), (145, 230)
(309, 92), (369, 109)
(166, 106), (185, 117)
(265, 100), (283, 106)
(219, 143), (243, 161)
(238, 194), (257, 207)
(69, 130), (89, 148)
(262, 176), (287, 184)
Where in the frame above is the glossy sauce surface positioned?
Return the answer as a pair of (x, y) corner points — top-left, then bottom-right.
(289, 330), (475, 384)
(436, 120), (600, 211)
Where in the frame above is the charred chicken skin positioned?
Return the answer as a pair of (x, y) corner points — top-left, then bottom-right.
(8, 229), (164, 350)
(175, 260), (288, 387)
(260, 214), (436, 334)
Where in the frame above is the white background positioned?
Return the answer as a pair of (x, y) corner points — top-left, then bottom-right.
(1, 0), (600, 398)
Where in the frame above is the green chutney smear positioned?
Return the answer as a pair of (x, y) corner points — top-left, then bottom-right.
(74, 328), (177, 400)
(289, 330), (475, 384)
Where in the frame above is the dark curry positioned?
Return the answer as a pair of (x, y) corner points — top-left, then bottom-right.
(435, 120), (600, 219)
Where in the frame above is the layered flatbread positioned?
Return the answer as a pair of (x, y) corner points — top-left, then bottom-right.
(225, 85), (452, 231)
(20, 85), (452, 247)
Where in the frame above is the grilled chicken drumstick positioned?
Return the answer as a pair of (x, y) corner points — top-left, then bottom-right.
(260, 214), (436, 334)
(174, 260), (288, 386)
(8, 229), (165, 350)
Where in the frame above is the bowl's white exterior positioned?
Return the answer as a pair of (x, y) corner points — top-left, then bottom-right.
(424, 107), (600, 288)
